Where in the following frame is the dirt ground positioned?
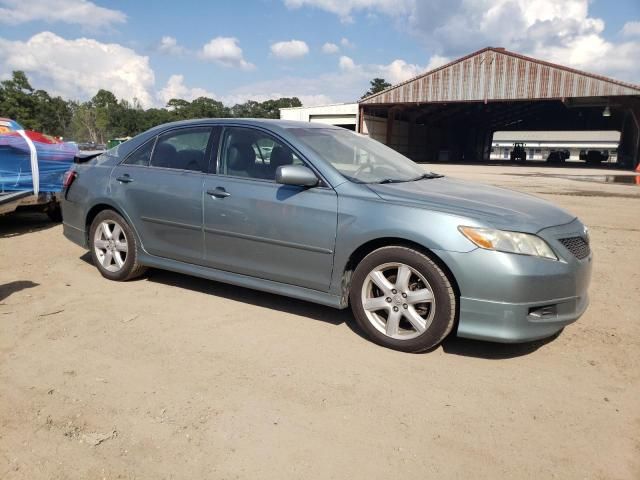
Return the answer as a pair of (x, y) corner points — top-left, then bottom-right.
(1, 164), (639, 479)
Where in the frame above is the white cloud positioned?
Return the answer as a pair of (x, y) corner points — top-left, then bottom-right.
(200, 36), (254, 70)
(339, 55), (425, 84)
(221, 61), (406, 105)
(380, 59), (423, 83)
(270, 39), (310, 59)
(284, 0), (640, 84)
(0, 0), (126, 28)
(0, 31), (155, 106)
(284, 0), (411, 23)
(321, 42), (339, 54)
(157, 74), (215, 105)
(425, 54), (449, 71)
(621, 21), (640, 37)
(339, 55), (356, 70)
(340, 37), (354, 48)
(157, 36), (185, 55)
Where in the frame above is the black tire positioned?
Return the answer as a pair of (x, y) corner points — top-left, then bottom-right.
(89, 209), (147, 281)
(46, 203), (63, 222)
(349, 246), (456, 353)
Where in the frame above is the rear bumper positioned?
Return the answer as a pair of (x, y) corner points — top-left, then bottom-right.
(60, 193), (89, 248)
(63, 222), (87, 248)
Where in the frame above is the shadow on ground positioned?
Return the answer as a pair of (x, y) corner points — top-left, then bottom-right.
(146, 268), (351, 327)
(0, 211), (58, 239)
(440, 332), (559, 359)
(133, 267), (557, 359)
(0, 280), (39, 301)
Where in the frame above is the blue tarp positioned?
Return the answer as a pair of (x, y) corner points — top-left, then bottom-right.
(0, 118), (78, 193)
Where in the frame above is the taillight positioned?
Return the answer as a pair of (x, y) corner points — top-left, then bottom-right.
(63, 170), (77, 189)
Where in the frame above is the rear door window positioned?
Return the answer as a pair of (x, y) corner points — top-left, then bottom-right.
(150, 127), (212, 172)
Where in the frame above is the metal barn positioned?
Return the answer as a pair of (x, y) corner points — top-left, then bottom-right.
(358, 47), (640, 169)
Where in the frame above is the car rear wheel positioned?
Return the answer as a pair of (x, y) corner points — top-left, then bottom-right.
(89, 210), (147, 281)
(350, 246), (456, 352)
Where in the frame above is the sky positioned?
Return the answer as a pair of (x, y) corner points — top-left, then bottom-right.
(0, 0), (639, 108)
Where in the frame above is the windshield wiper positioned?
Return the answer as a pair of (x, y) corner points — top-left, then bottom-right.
(410, 172), (444, 181)
(377, 178), (407, 184)
(376, 172), (444, 184)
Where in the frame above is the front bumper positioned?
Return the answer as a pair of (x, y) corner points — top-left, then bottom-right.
(436, 219), (592, 343)
(456, 293), (589, 342)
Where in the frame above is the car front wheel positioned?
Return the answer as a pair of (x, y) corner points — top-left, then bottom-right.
(89, 210), (147, 281)
(350, 246), (456, 352)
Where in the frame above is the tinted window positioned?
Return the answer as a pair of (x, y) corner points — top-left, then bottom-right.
(150, 127), (212, 172)
(123, 138), (155, 166)
(220, 127), (303, 181)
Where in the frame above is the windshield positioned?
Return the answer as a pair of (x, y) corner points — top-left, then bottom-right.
(287, 127), (428, 183)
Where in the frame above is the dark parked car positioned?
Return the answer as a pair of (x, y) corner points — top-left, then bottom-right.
(579, 150), (609, 164)
(546, 150), (570, 164)
(61, 120), (592, 352)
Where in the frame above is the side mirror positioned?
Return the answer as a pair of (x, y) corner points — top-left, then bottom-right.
(276, 165), (319, 187)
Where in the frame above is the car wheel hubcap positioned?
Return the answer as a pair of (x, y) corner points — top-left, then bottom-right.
(361, 262), (436, 340)
(94, 220), (128, 272)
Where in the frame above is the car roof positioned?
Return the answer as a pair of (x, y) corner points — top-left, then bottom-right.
(149, 118), (342, 132)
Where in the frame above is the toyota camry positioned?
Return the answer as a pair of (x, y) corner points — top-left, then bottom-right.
(61, 119), (592, 352)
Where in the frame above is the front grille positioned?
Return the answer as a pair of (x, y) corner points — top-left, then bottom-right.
(559, 236), (591, 260)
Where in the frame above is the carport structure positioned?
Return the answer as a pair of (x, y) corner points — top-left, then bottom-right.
(358, 47), (640, 169)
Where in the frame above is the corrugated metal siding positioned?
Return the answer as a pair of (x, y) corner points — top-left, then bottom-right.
(361, 49), (640, 105)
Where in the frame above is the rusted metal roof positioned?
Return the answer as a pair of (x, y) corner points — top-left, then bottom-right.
(360, 47), (640, 105)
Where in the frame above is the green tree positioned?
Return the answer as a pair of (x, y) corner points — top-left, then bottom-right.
(230, 100), (263, 118)
(0, 71), (37, 129)
(230, 97), (302, 119)
(68, 101), (100, 143)
(361, 78), (392, 99)
(187, 97), (230, 118)
(0, 70), (311, 143)
(260, 97), (302, 118)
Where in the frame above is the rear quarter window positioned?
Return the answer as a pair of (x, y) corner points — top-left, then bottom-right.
(122, 137), (156, 166)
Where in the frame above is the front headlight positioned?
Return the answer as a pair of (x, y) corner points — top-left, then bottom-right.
(458, 226), (558, 260)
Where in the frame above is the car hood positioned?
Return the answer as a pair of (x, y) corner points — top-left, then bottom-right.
(367, 177), (575, 233)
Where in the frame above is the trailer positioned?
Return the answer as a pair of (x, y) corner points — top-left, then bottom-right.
(0, 190), (62, 220)
(0, 118), (78, 221)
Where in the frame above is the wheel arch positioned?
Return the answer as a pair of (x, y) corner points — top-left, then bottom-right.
(85, 202), (141, 248)
(341, 237), (461, 331)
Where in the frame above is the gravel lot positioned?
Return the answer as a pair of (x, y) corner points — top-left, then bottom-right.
(1, 164), (639, 479)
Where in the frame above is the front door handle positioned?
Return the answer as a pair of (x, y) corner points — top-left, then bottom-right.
(116, 174), (133, 183)
(207, 187), (231, 199)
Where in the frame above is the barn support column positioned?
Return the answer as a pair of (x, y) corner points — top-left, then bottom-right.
(619, 102), (640, 170)
(630, 102), (640, 169)
(386, 106), (400, 146)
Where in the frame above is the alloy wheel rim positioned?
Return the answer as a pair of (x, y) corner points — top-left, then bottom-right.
(93, 220), (128, 272)
(361, 262), (436, 340)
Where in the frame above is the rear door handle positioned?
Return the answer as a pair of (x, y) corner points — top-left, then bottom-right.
(207, 187), (230, 198)
(116, 174), (133, 183)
